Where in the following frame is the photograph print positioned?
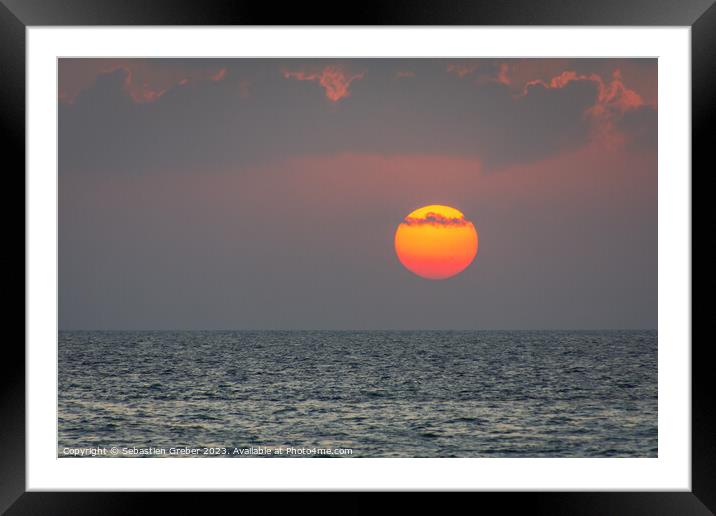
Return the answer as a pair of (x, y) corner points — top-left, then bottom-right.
(58, 58), (657, 458)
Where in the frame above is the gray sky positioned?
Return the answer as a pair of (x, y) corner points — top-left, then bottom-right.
(59, 58), (657, 330)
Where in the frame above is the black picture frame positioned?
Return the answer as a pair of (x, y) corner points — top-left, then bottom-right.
(3, 0), (708, 513)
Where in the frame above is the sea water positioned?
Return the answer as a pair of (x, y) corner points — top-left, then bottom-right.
(58, 330), (657, 457)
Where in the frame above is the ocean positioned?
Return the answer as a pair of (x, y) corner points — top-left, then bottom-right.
(58, 330), (657, 458)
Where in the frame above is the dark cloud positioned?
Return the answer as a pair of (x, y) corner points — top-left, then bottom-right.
(401, 212), (470, 227)
(58, 59), (632, 176)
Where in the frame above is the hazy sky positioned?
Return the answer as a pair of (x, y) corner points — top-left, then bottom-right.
(59, 58), (657, 330)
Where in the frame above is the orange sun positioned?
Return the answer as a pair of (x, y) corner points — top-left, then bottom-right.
(394, 205), (478, 280)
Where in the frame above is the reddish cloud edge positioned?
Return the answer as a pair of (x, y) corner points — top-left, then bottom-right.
(282, 66), (365, 102)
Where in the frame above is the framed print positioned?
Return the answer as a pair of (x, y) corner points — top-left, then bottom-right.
(4, 0), (709, 513)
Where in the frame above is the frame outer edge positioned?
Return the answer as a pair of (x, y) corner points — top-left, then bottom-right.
(692, 1), (716, 514)
(1, 0), (716, 26)
(4, 0), (711, 512)
(0, 0), (26, 514)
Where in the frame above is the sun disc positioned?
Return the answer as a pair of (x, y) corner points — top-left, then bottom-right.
(394, 204), (478, 280)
